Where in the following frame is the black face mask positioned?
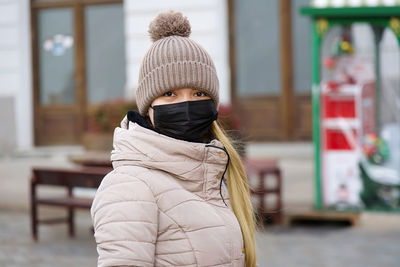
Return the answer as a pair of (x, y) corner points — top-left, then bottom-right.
(151, 99), (218, 142)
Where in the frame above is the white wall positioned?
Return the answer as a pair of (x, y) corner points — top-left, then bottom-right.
(0, 0), (33, 153)
(0, 0), (19, 154)
(123, 0), (231, 104)
(0, 0), (19, 99)
(16, 0), (33, 151)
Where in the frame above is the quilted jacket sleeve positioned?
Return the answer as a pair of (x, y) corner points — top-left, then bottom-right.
(91, 171), (158, 267)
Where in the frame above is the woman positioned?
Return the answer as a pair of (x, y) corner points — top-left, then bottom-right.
(91, 10), (256, 267)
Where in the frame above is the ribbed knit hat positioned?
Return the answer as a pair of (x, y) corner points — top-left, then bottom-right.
(136, 10), (219, 115)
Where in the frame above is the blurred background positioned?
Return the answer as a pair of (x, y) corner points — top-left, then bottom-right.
(0, 0), (399, 266)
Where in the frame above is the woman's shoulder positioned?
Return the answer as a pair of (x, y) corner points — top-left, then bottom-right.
(91, 166), (156, 216)
(90, 166), (158, 236)
(96, 166), (154, 195)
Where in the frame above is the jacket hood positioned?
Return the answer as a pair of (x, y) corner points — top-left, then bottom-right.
(110, 116), (229, 202)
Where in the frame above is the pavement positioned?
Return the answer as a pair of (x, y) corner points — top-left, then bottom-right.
(0, 143), (399, 267)
(0, 210), (96, 267)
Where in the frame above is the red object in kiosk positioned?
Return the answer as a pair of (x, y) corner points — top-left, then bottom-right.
(322, 95), (356, 118)
(321, 82), (361, 151)
(325, 81), (340, 92)
(324, 128), (358, 150)
(321, 81), (375, 152)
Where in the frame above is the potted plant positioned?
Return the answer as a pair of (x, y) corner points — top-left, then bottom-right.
(83, 98), (137, 151)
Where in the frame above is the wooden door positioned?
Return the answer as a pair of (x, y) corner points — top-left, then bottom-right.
(32, 4), (82, 145)
(31, 0), (124, 146)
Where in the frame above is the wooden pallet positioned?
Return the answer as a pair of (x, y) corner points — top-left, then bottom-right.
(284, 204), (361, 227)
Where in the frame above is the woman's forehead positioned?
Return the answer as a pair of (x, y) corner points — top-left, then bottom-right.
(170, 88), (199, 92)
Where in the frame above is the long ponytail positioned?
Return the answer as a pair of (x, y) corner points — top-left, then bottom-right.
(211, 121), (257, 267)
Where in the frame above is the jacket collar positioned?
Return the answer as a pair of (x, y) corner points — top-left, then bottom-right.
(111, 116), (229, 204)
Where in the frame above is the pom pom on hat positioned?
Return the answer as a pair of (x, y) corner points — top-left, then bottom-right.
(148, 10), (191, 42)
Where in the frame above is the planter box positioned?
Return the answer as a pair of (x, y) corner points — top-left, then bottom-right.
(82, 132), (113, 151)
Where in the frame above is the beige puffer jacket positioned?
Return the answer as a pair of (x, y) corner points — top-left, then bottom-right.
(91, 116), (245, 267)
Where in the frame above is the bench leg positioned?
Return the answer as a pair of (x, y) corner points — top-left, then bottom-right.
(67, 187), (75, 237)
(30, 177), (38, 241)
(275, 169), (283, 225)
(32, 205), (38, 241)
(68, 208), (75, 237)
(258, 171), (265, 215)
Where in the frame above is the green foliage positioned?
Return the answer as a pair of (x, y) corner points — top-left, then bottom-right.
(87, 98), (137, 133)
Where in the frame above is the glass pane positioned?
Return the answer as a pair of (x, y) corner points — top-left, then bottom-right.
(321, 24), (375, 84)
(85, 4), (126, 104)
(292, 0), (311, 93)
(234, 0), (281, 96)
(319, 23), (400, 212)
(38, 8), (75, 105)
(378, 28), (400, 175)
(379, 28), (400, 126)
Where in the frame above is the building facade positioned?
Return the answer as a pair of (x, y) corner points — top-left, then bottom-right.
(0, 0), (313, 154)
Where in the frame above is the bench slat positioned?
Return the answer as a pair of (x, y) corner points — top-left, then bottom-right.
(32, 167), (111, 188)
(35, 197), (93, 208)
(38, 218), (69, 224)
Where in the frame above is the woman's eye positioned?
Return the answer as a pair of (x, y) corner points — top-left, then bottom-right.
(195, 92), (207, 97)
(163, 91), (174, 97)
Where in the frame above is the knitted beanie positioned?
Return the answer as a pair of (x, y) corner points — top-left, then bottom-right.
(136, 10), (220, 115)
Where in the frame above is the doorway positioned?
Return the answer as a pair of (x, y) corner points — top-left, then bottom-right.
(30, 0), (125, 145)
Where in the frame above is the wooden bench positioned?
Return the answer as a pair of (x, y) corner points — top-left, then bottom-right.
(56, 156), (282, 226)
(30, 166), (112, 241)
(243, 158), (283, 225)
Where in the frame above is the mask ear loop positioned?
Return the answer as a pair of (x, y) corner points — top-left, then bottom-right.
(146, 105), (159, 132)
(205, 145), (230, 207)
(219, 147), (230, 207)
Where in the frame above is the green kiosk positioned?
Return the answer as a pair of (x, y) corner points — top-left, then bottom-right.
(301, 5), (400, 212)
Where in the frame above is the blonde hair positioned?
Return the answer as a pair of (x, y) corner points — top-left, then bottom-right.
(211, 121), (257, 267)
